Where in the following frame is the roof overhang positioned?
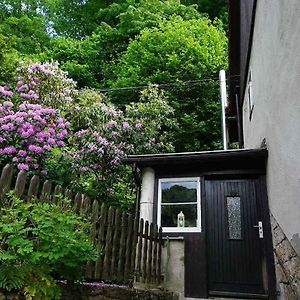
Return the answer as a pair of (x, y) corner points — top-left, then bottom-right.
(123, 148), (268, 169)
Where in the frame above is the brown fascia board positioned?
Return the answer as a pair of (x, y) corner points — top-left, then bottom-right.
(123, 148), (268, 167)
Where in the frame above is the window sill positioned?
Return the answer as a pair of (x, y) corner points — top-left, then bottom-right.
(162, 236), (184, 240)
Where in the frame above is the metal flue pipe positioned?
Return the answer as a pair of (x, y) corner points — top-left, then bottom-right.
(219, 70), (228, 150)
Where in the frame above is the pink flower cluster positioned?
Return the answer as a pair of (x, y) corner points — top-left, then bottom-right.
(0, 86), (13, 98)
(72, 130), (126, 174)
(0, 101), (69, 172)
(14, 61), (77, 108)
(100, 103), (120, 117)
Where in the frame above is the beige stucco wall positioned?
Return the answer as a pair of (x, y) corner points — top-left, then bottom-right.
(161, 239), (185, 300)
(242, 0), (300, 261)
(139, 168), (186, 298)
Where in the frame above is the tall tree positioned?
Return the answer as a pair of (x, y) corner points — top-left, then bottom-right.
(0, 16), (50, 55)
(47, 0), (202, 87)
(0, 33), (19, 85)
(112, 17), (227, 151)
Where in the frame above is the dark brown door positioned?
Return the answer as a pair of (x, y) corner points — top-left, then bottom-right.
(205, 179), (265, 295)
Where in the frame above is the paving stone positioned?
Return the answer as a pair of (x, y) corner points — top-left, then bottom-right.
(276, 239), (297, 264)
(273, 225), (286, 246)
(291, 276), (300, 298)
(276, 262), (289, 284)
(283, 256), (300, 282)
(278, 282), (297, 300)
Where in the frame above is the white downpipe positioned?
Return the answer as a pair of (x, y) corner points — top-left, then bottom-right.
(139, 167), (155, 222)
(219, 70), (228, 150)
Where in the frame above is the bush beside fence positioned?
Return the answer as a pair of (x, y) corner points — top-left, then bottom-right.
(0, 164), (162, 285)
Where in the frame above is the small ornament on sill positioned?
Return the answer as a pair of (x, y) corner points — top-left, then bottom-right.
(177, 211), (185, 227)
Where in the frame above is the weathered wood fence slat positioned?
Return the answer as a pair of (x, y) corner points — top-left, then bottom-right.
(0, 164), (163, 284)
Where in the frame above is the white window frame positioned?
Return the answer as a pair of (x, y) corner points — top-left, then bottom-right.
(157, 177), (201, 233)
(248, 68), (254, 120)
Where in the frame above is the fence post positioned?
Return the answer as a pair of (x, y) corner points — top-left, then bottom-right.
(147, 223), (154, 283)
(86, 199), (99, 278)
(53, 185), (63, 204)
(130, 217), (138, 277)
(94, 203), (107, 279)
(124, 214), (133, 281)
(142, 220), (149, 283)
(74, 193), (82, 213)
(0, 164), (14, 205)
(27, 175), (40, 200)
(153, 224), (158, 283)
(110, 208), (121, 280)
(103, 206), (114, 279)
(41, 180), (52, 202)
(136, 219), (144, 282)
(157, 227), (163, 284)
(117, 211), (127, 281)
(14, 170), (26, 198)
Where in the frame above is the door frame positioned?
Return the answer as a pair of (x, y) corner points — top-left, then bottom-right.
(203, 175), (276, 299)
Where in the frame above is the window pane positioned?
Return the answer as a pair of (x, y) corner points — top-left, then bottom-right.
(161, 204), (197, 227)
(227, 196), (242, 239)
(161, 181), (197, 204)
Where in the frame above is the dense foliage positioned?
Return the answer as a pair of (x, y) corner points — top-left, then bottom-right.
(0, 192), (96, 299)
(0, 61), (176, 207)
(0, 1), (229, 297)
(113, 17), (227, 150)
(0, 0), (227, 152)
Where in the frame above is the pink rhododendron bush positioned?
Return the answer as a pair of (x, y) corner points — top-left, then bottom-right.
(0, 61), (176, 207)
(15, 61), (77, 109)
(0, 61), (72, 173)
(0, 101), (69, 173)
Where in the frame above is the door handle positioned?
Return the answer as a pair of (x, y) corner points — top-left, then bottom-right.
(253, 221), (264, 238)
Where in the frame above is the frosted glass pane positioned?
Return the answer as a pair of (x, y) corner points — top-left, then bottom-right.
(227, 196), (242, 239)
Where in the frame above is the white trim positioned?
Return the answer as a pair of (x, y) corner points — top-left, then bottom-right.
(157, 177), (202, 233)
(161, 202), (197, 205)
(248, 68), (254, 119)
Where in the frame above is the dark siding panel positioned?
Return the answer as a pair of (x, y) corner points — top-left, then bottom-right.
(185, 234), (207, 298)
(206, 179), (264, 294)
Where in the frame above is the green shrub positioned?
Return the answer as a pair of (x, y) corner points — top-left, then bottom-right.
(0, 191), (97, 299)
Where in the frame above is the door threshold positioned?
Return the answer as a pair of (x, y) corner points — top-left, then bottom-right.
(209, 291), (268, 299)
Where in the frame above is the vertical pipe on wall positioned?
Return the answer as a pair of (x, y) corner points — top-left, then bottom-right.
(219, 70), (228, 150)
(139, 167), (155, 222)
(235, 92), (243, 148)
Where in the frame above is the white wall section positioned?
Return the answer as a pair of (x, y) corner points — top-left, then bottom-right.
(242, 0), (300, 256)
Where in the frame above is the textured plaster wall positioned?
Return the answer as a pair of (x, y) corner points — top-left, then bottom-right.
(161, 240), (185, 300)
(242, 0), (300, 257)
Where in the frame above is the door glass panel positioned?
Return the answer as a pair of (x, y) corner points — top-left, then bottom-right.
(161, 204), (197, 227)
(161, 181), (197, 203)
(227, 196), (242, 239)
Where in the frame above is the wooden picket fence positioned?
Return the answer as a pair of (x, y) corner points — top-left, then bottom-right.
(0, 164), (163, 284)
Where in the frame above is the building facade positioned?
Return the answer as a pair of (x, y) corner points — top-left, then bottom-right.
(126, 149), (276, 299)
(228, 1), (300, 298)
